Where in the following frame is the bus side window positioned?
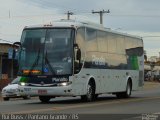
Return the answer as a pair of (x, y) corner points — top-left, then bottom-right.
(97, 31), (107, 52)
(86, 28), (98, 52)
(107, 33), (116, 53)
(74, 27), (85, 73)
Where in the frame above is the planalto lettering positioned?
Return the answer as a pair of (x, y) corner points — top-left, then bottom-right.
(92, 55), (105, 66)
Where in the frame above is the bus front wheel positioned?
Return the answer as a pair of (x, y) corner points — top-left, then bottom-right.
(39, 96), (51, 103)
(81, 81), (95, 102)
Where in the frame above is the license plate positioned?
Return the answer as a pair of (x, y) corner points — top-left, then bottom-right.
(38, 90), (47, 94)
(6, 91), (14, 94)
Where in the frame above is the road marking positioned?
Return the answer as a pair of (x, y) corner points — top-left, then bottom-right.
(2, 96), (160, 114)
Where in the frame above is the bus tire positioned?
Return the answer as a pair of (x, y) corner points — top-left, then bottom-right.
(124, 80), (132, 98)
(94, 94), (99, 99)
(39, 96), (51, 103)
(3, 97), (9, 101)
(116, 80), (132, 98)
(81, 81), (95, 102)
(23, 95), (30, 100)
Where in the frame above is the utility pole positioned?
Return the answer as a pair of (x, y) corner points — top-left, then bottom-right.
(66, 11), (73, 20)
(92, 9), (110, 25)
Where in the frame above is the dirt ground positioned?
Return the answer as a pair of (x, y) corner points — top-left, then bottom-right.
(143, 81), (160, 90)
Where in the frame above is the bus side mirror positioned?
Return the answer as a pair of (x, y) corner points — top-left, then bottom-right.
(76, 49), (81, 61)
(74, 43), (78, 48)
(74, 44), (81, 61)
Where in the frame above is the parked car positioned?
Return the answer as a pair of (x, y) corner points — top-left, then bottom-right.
(1, 77), (30, 101)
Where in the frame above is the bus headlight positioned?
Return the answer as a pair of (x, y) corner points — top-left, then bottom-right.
(20, 82), (26, 86)
(58, 82), (72, 86)
(61, 82), (67, 86)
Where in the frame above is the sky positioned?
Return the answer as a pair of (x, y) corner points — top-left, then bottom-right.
(0, 0), (160, 57)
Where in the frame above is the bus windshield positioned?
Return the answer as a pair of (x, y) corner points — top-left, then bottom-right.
(18, 28), (74, 76)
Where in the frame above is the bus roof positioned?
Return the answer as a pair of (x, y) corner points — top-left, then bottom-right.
(24, 19), (142, 40)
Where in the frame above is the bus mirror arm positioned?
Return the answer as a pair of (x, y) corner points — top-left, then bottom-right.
(13, 42), (21, 47)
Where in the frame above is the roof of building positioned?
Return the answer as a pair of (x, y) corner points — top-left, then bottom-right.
(0, 42), (19, 54)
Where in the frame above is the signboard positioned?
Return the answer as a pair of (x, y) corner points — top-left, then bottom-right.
(8, 48), (18, 60)
(8, 48), (13, 59)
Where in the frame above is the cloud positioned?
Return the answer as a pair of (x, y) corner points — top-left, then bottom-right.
(0, 0), (160, 56)
(22, 0), (160, 33)
(0, 0), (60, 41)
(23, 0), (160, 14)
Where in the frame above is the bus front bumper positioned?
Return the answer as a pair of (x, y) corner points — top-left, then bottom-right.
(19, 85), (74, 96)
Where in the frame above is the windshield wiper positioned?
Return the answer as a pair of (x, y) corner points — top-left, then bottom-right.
(28, 48), (41, 75)
(44, 51), (56, 75)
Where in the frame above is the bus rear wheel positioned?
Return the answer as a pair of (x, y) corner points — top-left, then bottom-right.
(81, 82), (95, 102)
(116, 81), (132, 98)
(39, 96), (51, 103)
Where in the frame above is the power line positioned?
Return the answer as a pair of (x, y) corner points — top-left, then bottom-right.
(1, 12), (160, 20)
(92, 10), (110, 24)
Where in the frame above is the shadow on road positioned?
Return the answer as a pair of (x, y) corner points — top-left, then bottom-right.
(26, 95), (140, 105)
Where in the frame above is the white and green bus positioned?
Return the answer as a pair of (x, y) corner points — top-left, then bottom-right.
(17, 20), (144, 103)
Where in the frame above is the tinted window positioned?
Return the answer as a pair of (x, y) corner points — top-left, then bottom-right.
(125, 37), (143, 56)
(76, 28), (85, 49)
(97, 31), (107, 52)
(107, 33), (116, 53)
(76, 27), (85, 63)
(86, 28), (98, 51)
(116, 35), (125, 54)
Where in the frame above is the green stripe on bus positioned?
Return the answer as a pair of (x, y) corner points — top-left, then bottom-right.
(20, 77), (28, 82)
(131, 56), (139, 70)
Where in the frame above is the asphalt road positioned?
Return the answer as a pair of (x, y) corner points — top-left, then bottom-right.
(0, 82), (160, 120)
